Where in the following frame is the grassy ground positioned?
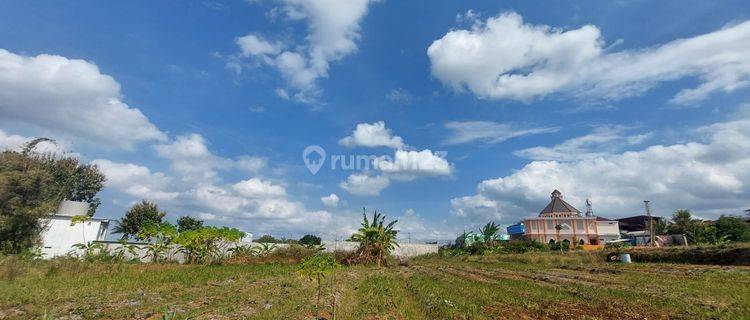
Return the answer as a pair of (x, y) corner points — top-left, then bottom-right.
(1, 252), (749, 319)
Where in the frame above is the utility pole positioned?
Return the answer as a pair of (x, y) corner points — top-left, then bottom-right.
(644, 200), (654, 247)
(408, 232), (411, 244)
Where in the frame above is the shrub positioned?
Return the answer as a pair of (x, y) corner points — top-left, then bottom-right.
(504, 239), (548, 254)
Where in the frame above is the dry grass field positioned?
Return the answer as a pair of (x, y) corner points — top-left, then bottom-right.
(1, 252), (749, 319)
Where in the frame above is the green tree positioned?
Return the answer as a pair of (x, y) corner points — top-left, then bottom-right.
(113, 200), (166, 240)
(350, 209), (399, 267)
(256, 234), (279, 243)
(715, 215), (750, 242)
(299, 234), (322, 246)
(0, 140), (105, 253)
(177, 216), (203, 232)
(668, 209), (693, 235)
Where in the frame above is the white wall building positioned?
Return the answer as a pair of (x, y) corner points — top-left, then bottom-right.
(39, 200), (110, 258)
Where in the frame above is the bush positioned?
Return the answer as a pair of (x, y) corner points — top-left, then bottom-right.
(626, 244), (750, 265)
(504, 239), (548, 254)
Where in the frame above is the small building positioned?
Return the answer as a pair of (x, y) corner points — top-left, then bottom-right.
(39, 200), (110, 258)
(520, 190), (620, 245)
(616, 215), (664, 232)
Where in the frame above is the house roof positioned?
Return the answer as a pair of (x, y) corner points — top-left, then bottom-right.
(539, 190), (581, 215)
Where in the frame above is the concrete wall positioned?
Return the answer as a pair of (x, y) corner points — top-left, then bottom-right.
(39, 216), (108, 258)
(92, 240), (438, 263)
(320, 241), (438, 257)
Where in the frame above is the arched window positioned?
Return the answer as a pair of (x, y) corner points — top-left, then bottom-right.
(578, 239), (585, 245)
(548, 239), (556, 244)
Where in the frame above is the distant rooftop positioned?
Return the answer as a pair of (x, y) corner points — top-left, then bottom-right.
(539, 190), (581, 217)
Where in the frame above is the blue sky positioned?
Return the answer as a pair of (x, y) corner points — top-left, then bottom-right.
(1, 1), (750, 241)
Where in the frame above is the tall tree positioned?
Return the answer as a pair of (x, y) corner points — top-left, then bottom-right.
(113, 200), (166, 240)
(177, 216), (203, 232)
(0, 140), (105, 253)
(669, 209), (693, 235)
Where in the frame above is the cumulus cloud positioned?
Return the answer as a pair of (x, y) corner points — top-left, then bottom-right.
(154, 134), (267, 181)
(428, 12), (750, 104)
(374, 149), (453, 180)
(237, 0), (376, 102)
(0, 129), (74, 156)
(340, 173), (390, 196)
(232, 178), (287, 198)
(444, 121), (559, 145)
(339, 121), (405, 149)
(395, 208), (458, 242)
(92, 159), (179, 201)
(320, 193), (340, 207)
(451, 111), (750, 223)
(236, 34), (282, 57)
(513, 125), (650, 161)
(0, 130), (28, 151)
(0, 49), (166, 149)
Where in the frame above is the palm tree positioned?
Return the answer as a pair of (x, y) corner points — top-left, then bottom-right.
(350, 208), (398, 267)
(480, 221), (500, 244)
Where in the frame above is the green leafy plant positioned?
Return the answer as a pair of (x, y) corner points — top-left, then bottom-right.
(297, 254), (340, 319)
(252, 242), (278, 257)
(175, 226), (244, 264)
(138, 222), (177, 263)
(479, 221), (500, 245)
(349, 208), (399, 267)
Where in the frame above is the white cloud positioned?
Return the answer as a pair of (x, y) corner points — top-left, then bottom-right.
(236, 34), (282, 57)
(374, 149), (453, 180)
(154, 134), (231, 182)
(444, 121), (559, 145)
(452, 111), (750, 223)
(386, 88), (415, 105)
(513, 125), (650, 161)
(395, 208), (458, 242)
(0, 130), (28, 151)
(0, 49), (166, 149)
(154, 133), (267, 181)
(237, 0), (376, 102)
(0, 129), (73, 156)
(235, 156), (268, 173)
(428, 12), (750, 104)
(339, 121), (405, 149)
(92, 159), (179, 201)
(320, 193), (340, 207)
(340, 173), (390, 196)
(233, 178), (286, 198)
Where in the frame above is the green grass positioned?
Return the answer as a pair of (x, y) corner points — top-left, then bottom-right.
(1, 252), (749, 319)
